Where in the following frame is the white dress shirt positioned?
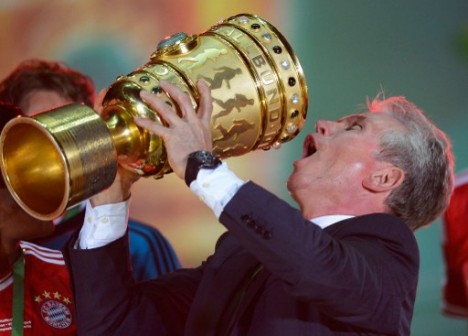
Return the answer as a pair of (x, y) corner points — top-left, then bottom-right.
(77, 200), (129, 249)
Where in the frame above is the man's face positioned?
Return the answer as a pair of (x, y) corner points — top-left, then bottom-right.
(21, 89), (72, 116)
(0, 188), (54, 242)
(287, 111), (404, 216)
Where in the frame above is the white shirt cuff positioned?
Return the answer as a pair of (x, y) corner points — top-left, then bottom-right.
(190, 162), (246, 218)
(76, 199), (129, 249)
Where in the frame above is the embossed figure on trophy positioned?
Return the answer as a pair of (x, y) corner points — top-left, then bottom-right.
(212, 94), (255, 123)
(177, 48), (228, 71)
(198, 66), (242, 90)
(213, 119), (253, 155)
(213, 119), (254, 142)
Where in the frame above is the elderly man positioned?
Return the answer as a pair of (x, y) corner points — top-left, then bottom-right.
(64, 80), (454, 335)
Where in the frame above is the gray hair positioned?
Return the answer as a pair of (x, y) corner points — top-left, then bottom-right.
(367, 96), (455, 230)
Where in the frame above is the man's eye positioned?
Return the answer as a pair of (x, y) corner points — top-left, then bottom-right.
(345, 123), (362, 131)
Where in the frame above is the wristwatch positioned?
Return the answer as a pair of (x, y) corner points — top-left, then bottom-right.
(185, 150), (222, 186)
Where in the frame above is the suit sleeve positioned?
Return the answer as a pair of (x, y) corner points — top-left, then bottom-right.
(219, 182), (419, 329)
(63, 232), (200, 336)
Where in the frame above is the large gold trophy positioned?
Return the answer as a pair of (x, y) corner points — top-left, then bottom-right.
(0, 14), (308, 220)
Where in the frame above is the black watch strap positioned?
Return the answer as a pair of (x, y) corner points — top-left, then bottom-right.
(185, 151), (222, 186)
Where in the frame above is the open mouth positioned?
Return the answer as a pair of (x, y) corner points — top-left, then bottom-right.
(302, 134), (317, 158)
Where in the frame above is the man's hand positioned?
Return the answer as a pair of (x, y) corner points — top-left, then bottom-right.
(93, 87), (107, 115)
(89, 86), (141, 207)
(90, 166), (140, 207)
(135, 79), (213, 180)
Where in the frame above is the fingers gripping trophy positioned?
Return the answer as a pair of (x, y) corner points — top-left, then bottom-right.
(0, 14), (308, 220)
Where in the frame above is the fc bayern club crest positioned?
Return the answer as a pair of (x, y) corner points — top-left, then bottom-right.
(40, 300), (73, 329)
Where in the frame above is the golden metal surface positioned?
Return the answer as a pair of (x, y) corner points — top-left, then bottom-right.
(0, 104), (117, 220)
(0, 13), (308, 220)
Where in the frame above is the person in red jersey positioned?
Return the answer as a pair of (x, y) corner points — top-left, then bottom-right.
(0, 103), (77, 335)
(442, 169), (468, 318)
(0, 242), (76, 335)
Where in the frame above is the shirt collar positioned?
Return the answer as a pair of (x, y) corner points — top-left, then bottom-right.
(310, 215), (355, 229)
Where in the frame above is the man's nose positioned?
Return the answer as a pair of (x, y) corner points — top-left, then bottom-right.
(315, 120), (339, 135)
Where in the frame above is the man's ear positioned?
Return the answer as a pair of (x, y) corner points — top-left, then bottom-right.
(363, 166), (405, 192)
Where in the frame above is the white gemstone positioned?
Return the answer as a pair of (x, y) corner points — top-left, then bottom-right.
(291, 94), (299, 104)
(287, 124), (297, 134)
(281, 60), (290, 70)
(238, 16), (249, 24)
(272, 142), (281, 149)
(262, 33), (272, 41)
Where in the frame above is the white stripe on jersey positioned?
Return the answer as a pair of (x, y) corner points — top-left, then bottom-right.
(19, 241), (65, 265)
(455, 169), (468, 188)
(0, 274), (13, 292)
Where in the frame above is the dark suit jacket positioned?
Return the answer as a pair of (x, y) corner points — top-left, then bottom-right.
(64, 182), (419, 335)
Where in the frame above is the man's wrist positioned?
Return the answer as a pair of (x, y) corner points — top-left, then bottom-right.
(77, 199), (129, 249)
(190, 162), (246, 218)
(185, 151), (222, 186)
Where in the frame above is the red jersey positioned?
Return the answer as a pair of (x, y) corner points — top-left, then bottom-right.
(442, 170), (468, 317)
(0, 241), (77, 335)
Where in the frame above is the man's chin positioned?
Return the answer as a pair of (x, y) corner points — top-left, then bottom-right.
(286, 175), (293, 190)
(286, 177), (297, 198)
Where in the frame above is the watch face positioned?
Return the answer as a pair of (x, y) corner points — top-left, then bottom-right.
(185, 151), (221, 186)
(191, 151), (220, 167)
(195, 151), (209, 162)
